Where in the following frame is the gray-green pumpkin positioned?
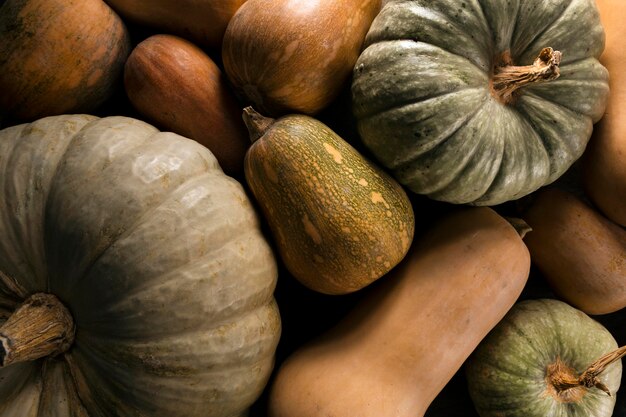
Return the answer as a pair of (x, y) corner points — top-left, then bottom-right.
(0, 114), (280, 417)
(465, 299), (622, 417)
(352, 0), (609, 205)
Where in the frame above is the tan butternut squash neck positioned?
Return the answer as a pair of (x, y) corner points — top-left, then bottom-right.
(546, 345), (626, 401)
(242, 106), (275, 143)
(491, 47), (562, 104)
(0, 293), (75, 367)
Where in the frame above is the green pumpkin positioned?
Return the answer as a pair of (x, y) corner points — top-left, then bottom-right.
(0, 115), (280, 417)
(352, 0), (609, 205)
(465, 299), (622, 417)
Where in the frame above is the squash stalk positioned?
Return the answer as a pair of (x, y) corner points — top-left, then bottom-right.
(546, 346), (626, 400)
(242, 106), (275, 143)
(0, 293), (75, 367)
(491, 47), (562, 104)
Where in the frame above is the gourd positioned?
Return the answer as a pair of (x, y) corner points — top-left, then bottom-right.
(103, 0), (245, 50)
(222, 0), (381, 116)
(243, 107), (414, 295)
(582, 0), (626, 226)
(0, 115), (281, 417)
(124, 34), (249, 176)
(268, 207), (530, 417)
(352, 0), (609, 205)
(521, 187), (626, 315)
(466, 299), (623, 417)
(0, 0), (130, 122)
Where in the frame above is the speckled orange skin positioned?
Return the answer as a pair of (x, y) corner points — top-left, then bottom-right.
(522, 188), (626, 315)
(0, 0), (130, 122)
(222, 0), (381, 117)
(124, 34), (249, 176)
(583, 0), (626, 226)
(244, 112), (414, 295)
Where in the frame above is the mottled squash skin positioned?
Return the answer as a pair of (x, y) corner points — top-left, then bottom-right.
(0, 0), (130, 122)
(244, 110), (414, 295)
(466, 299), (621, 417)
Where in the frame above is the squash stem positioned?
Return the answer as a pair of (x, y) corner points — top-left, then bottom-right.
(491, 47), (562, 104)
(0, 293), (75, 368)
(547, 346), (626, 398)
(242, 107), (275, 143)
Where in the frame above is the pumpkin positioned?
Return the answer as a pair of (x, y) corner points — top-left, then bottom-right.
(466, 298), (623, 417)
(521, 187), (626, 315)
(0, 115), (280, 417)
(268, 207), (530, 417)
(222, 0), (381, 116)
(582, 0), (626, 227)
(243, 107), (414, 295)
(352, 0), (609, 206)
(0, 0), (130, 122)
(124, 34), (249, 176)
(103, 0), (245, 50)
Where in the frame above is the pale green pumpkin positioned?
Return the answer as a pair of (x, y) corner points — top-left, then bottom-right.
(466, 299), (622, 417)
(0, 115), (281, 417)
(352, 0), (609, 205)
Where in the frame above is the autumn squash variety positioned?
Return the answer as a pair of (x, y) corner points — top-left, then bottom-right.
(104, 0), (246, 50)
(466, 299), (622, 417)
(521, 187), (626, 315)
(0, 0), (131, 122)
(243, 107), (414, 295)
(0, 115), (281, 417)
(222, 0), (381, 116)
(352, 0), (609, 205)
(268, 207), (530, 417)
(124, 34), (249, 176)
(582, 0), (626, 227)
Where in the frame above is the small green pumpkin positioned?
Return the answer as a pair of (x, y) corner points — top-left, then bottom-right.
(352, 0), (609, 205)
(242, 107), (414, 295)
(466, 299), (622, 417)
(0, 114), (280, 417)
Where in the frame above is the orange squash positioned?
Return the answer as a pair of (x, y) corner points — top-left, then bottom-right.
(124, 34), (249, 176)
(268, 207), (529, 417)
(582, 0), (626, 226)
(0, 0), (130, 122)
(521, 187), (626, 315)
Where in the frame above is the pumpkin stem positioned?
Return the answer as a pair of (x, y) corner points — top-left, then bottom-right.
(547, 346), (626, 399)
(491, 47), (562, 104)
(503, 217), (532, 239)
(242, 106), (275, 143)
(0, 293), (75, 368)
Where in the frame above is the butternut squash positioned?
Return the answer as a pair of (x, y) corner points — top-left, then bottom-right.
(521, 187), (626, 315)
(268, 207), (530, 417)
(582, 0), (626, 226)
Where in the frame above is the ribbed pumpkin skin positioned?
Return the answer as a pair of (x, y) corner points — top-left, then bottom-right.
(0, 0), (130, 122)
(0, 115), (280, 417)
(244, 114), (414, 295)
(352, 0), (609, 205)
(466, 299), (621, 417)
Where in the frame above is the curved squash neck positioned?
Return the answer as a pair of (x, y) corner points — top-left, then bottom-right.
(0, 293), (75, 367)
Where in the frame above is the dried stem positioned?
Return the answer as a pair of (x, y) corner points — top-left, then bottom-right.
(242, 106), (275, 143)
(0, 293), (75, 367)
(492, 47), (562, 104)
(547, 346), (626, 400)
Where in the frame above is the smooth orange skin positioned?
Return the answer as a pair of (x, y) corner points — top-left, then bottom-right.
(0, 0), (130, 122)
(582, 0), (626, 226)
(222, 0), (381, 117)
(268, 207), (529, 417)
(124, 34), (249, 176)
(522, 188), (626, 315)
(104, 0), (245, 50)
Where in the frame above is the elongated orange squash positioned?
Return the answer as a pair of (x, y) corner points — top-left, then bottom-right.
(268, 207), (530, 417)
